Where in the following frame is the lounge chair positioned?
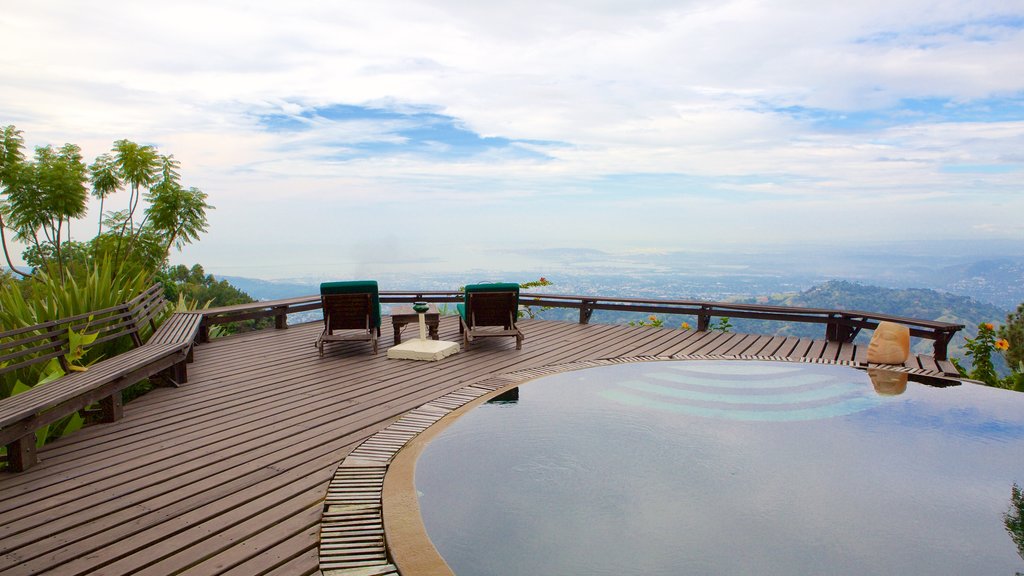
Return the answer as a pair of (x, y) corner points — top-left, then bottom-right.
(316, 280), (381, 357)
(458, 282), (523, 350)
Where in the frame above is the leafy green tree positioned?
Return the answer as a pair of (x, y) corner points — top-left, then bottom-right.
(157, 263), (264, 335)
(143, 155), (213, 254)
(88, 153), (120, 236)
(2, 142), (88, 281)
(3, 129), (211, 281)
(0, 125), (31, 277)
(112, 139), (159, 260)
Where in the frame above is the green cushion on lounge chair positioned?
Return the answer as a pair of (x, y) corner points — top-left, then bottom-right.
(460, 283), (520, 319)
(320, 280), (381, 328)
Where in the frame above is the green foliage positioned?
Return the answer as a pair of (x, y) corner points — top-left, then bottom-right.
(963, 322), (1000, 385)
(1000, 303), (1024, 368)
(0, 139), (89, 281)
(629, 315), (666, 328)
(958, 322), (1023, 391)
(0, 126), (31, 276)
(88, 152), (120, 236)
(91, 227), (167, 278)
(112, 138), (159, 241)
(712, 317), (733, 332)
(66, 320), (100, 369)
(159, 264), (254, 308)
(628, 314), (695, 330)
(0, 261), (154, 398)
(1, 126), (212, 283)
(157, 263), (264, 336)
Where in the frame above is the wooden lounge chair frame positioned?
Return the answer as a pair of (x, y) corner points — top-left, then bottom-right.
(458, 283), (524, 350)
(316, 281), (381, 357)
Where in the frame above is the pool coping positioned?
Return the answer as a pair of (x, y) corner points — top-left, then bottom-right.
(317, 354), (937, 575)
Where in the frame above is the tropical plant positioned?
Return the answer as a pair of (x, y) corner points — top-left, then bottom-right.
(0, 260), (155, 396)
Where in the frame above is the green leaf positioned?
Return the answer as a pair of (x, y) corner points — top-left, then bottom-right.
(38, 359), (66, 385)
(59, 411), (85, 438)
(34, 424), (50, 448)
(66, 317), (99, 366)
(10, 379), (33, 396)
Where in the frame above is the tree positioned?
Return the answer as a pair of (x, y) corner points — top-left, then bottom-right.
(88, 153), (120, 236)
(0, 125), (31, 277)
(2, 127), (212, 283)
(112, 139), (159, 260)
(147, 183), (213, 254)
(2, 142), (88, 281)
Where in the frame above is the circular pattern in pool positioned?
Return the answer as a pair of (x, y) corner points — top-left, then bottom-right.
(415, 360), (1024, 575)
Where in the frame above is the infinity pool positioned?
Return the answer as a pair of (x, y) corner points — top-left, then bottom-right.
(415, 361), (1024, 575)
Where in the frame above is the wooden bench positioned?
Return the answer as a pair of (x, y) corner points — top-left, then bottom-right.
(147, 312), (204, 383)
(0, 284), (200, 472)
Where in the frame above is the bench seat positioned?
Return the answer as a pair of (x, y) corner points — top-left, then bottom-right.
(147, 312), (204, 382)
(1, 342), (188, 470)
(0, 284), (210, 472)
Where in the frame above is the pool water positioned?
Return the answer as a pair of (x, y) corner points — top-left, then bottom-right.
(415, 361), (1024, 575)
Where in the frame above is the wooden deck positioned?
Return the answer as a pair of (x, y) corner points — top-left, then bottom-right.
(0, 316), (957, 575)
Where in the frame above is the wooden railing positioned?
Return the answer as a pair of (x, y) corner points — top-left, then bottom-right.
(198, 291), (965, 360)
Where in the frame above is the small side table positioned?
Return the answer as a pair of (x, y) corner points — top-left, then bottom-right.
(391, 304), (440, 344)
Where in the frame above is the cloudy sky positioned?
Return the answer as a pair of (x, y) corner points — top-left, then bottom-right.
(2, 1), (1023, 278)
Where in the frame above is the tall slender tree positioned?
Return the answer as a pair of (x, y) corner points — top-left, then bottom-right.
(0, 125), (30, 277)
(111, 139), (158, 261)
(88, 153), (120, 236)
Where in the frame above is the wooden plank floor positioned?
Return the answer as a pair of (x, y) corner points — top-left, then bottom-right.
(0, 317), (955, 575)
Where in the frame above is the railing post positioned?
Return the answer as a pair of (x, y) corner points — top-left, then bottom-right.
(933, 330), (953, 361)
(826, 314), (858, 342)
(274, 306), (288, 330)
(579, 299), (594, 325)
(697, 306), (711, 331)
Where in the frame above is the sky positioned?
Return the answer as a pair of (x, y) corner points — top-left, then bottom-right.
(2, 1), (1023, 279)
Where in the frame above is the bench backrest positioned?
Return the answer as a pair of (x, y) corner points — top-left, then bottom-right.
(0, 283), (167, 386)
(464, 283), (520, 329)
(320, 281), (381, 331)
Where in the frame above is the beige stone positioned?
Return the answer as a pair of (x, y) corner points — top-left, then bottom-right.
(867, 321), (911, 365)
(868, 367), (908, 395)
